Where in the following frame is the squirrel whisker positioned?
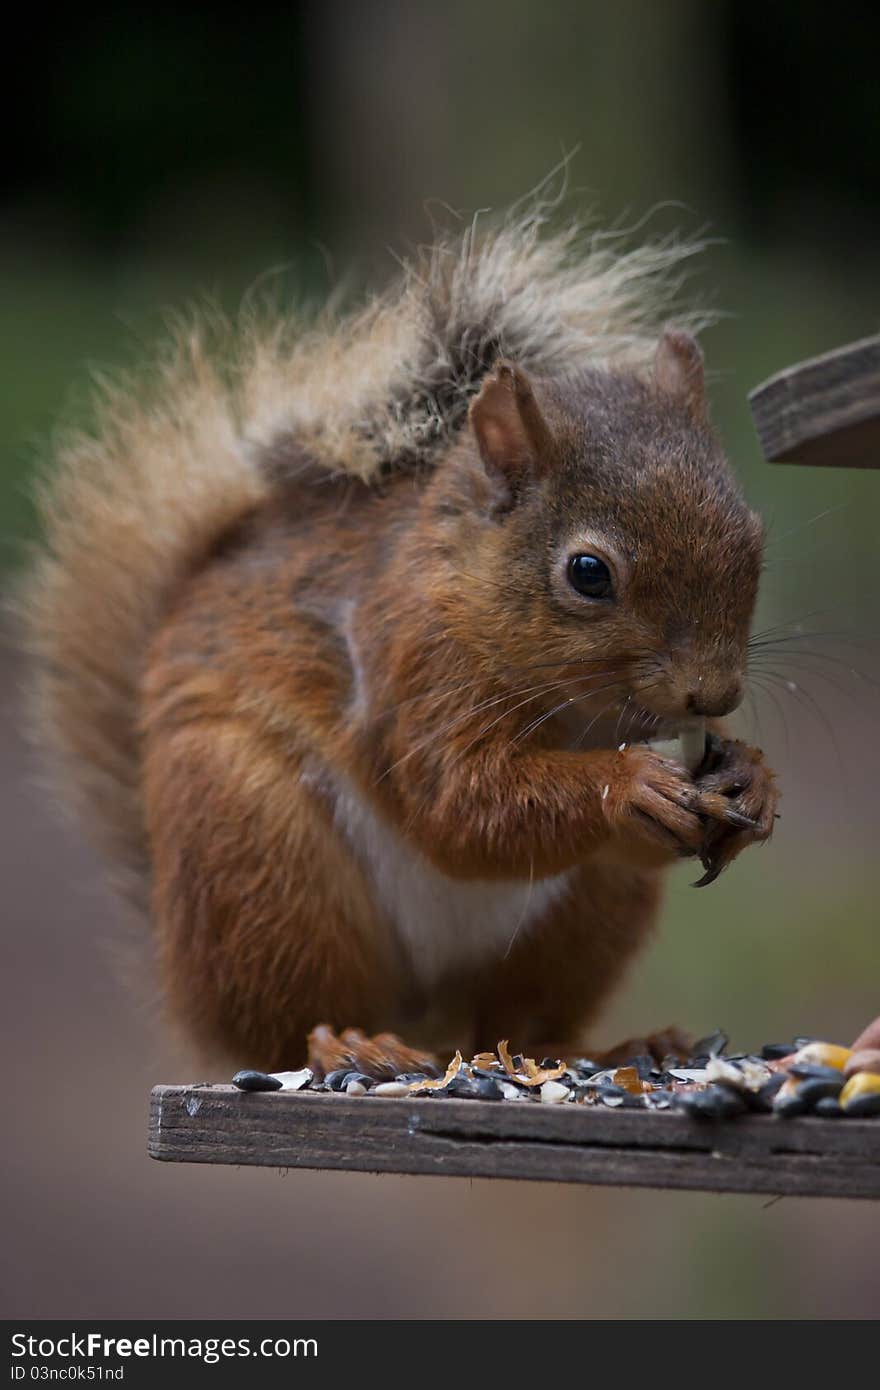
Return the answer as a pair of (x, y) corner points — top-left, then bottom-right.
(401, 677), (626, 837)
(511, 678), (627, 747)
(375, 654), (626, 721)
(376, 670), (599, 785)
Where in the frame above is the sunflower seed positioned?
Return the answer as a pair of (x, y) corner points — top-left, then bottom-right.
(232, 1070), (283, 1092)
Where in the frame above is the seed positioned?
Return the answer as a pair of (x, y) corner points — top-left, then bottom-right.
(773, 1077), (808, 1117)
(498, 1080), (523, 1101)
(573, 1059), (603, 1077)
(788, 1062), (844, 1082)
(747, 1075), (787, 1112)
(668, 1067), (710, 1084)
(643, 1089), (675, 1109)
(325, 1068), (353, 1091)
(446, 1074), (502, 1100)
(737, 1057), (773, 1090)
(760, 1042), (794, 1061)
(710, 1085), (748, 1117)
(839, 1071), (880, 1116)
(600, 1087), (626, 1107)
(680, 719), (707, 773)
(540, 1080), (571, 1104)
(345, 1080), (367, 1096)
(232, 1069), (283, 1092)
(705, 1056), (748, 1089)
(795, 1077), (844, 1109)
(791, 1042), (852, 1071)
(583, 1069), (622, 1088)
(774, 1094), (808, 1117)
(814, 1097), (843, 1118)
(842, 1095), (880, 1118)
(677, 1085), (745, 1119)
(843, 1049), (880, 1079)
(342, 1072), (374, 1089)
(373, 1081), (409, 1097)
(471, 1076), (504, 1100)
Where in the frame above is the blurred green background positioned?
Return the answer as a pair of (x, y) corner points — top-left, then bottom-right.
(2, 0), (879, 1320)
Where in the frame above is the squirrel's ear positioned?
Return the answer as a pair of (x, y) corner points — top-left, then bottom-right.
(653, 330), (707, 423)
(469, 361), (554, 488)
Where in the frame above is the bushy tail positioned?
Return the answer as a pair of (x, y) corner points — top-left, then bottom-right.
(21, 328), (270, 894)
(245, 198), (712, 478)
(21, 196), (708, 895)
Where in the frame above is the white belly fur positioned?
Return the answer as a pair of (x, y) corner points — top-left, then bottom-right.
(323, 769), (573, 989)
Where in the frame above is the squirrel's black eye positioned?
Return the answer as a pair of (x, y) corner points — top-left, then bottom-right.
(567, 553), (614, 600)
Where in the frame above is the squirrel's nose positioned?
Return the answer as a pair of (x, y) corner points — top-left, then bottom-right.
(685, 679), (742, 718)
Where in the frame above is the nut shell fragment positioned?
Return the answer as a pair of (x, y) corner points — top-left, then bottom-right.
(406, 1051), (463, 1093)
(497, 1039), (566, 1086)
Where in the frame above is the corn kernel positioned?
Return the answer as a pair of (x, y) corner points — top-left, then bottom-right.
(791, 1042), (852, 1071)
(840, 1071), (880, 1108)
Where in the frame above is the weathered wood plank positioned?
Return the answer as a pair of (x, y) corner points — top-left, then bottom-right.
(749, 335), (880, 468)
(149, 1086), (880, 1199)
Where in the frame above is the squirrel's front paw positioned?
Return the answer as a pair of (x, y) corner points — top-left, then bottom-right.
(603, 746), (706, 866)
(603, 745), (762, 870)
(692, 737), (779, 885)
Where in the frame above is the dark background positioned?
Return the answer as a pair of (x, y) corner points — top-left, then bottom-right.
(2, 0), (879, 1319)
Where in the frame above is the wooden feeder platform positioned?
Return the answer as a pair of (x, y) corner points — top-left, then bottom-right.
(749, 333), (880, 469)
(149, 1085), (880, 1199)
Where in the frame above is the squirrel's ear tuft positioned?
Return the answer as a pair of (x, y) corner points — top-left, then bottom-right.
(469, 361), (554, 489)
(653, 329), (707, 423)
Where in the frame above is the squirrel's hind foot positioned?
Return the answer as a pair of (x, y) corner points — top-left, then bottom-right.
(307, 1023), (439, 1082)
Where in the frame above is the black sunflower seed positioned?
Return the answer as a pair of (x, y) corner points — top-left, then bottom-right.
(814, 1097), (844, 1118)
(677, 1085), (745, 1119)
(325, 1069), (354, 1092)
(792, 1077), (844, 1109)
(774, 1089), (809, 1117)
(342, 1072), (374, 1089)
(787, 1063), (844, 1083)
(842, 1093), (880, 1118)
(446, 1074), (503, 1100)
(573, 1059), (603, 1077)
(232, 1070), (283, 1092)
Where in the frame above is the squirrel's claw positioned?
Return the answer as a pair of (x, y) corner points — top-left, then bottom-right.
(692, 857), (724, 888)
(690, 737), (779, 886)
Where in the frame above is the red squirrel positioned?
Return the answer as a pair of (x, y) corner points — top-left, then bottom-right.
(24, 209), (778, 1077)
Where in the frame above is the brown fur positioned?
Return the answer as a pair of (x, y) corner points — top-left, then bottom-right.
(22, 209), (777, 1072)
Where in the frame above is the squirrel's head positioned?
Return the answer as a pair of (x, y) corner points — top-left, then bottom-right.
(448, 331), (763, 731)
